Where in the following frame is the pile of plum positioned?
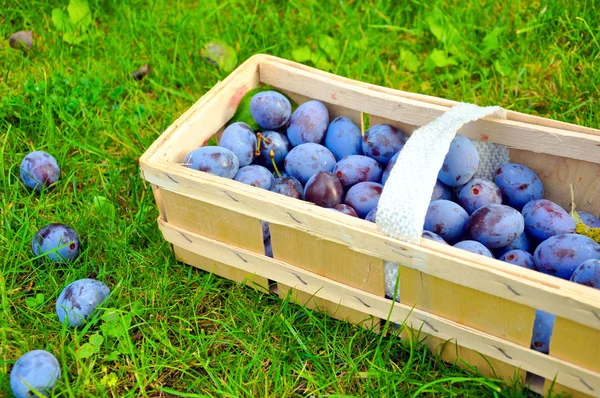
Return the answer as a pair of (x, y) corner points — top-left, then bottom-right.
(183, 89), (600, 355)
(9, 151), (110, 397)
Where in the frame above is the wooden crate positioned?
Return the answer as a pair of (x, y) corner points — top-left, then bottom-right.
(139, 54), (600, 397)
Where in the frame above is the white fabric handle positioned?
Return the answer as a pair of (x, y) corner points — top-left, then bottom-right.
(375, 102), (509, 300)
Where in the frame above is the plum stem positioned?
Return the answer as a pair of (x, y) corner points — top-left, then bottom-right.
(270, 150), (281, 178)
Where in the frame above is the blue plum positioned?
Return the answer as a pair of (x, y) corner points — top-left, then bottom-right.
(344, 182), (383, 219)
(453, 240), (494, 258)
(579, 211), (600, 228)
(465, 204), (524, 249)
(32, 223), (80, 262)
(333, 155), (382, 189)
(333, 204), (358, 217)
(423, 200), (469, 244)
(303, 171), (344, 208)
(20, 151), (60, 191)
(184, 146), (239, 179)
(531, 310), (555, 354)
(522, 199), (576, 241)
(381, 151), (399, 185)
(534, 234), (600, 280)
(324, 116), (363, 160)
(259, 131), (290, 165)
(56, 278), (110, 327)
(494, 163), (544, 210)
(10, 350), (61, 398)
(262, 221), (272, 258)
(362, 124), (407, 164)
(233, 165), (274, 189)
(570, 259), (600, 289)
(422, 231), (448, 245)
(270, 176), (303, 199)
(457, 178), (502, 214)
(250, 91), (292, 129)
(218, 122), (257, 167)
(493, 232), (532, 257)
(365, 207), (377, 223)
(499, 250), (536, 270)
(286, 100), (329, 147)
(437, 134), (479, 187)
(431, 179), (453, 201)
(284, 143), (336, 185)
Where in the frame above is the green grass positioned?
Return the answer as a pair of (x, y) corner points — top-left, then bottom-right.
(1, 0), (598, 396)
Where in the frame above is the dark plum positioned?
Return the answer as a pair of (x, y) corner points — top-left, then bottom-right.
(437, 134), (479, 187)
(284, 143), (336, 185)
(431, 179), (453, 201)
(362, 124), (407, 165)
(259, 131), (290, 165)
(579, 211), (600, 228)
(494, 163), (544, 210)
(493, 232), (532, 257)
(381, 151), (399, 185)
(499, 250), (536, 270)
(457, 178), (502, 214)
(32, 223), (80, 263)
(465, 204), (524, 249)
(218, 122), (257, 167)
(422, 231), (448, 244)
(333, 204), (358, 217)
(454, 240), (493, 258)
(333, 155), (382, 189)
(184, 146), (239, 179)
(344, 181), (383, 219)
(270, 176), (303, 199)
(365, 207), (377, 223)
(324, 116), (363, 160)
(286, 100), (329, 147)
(570, 259), (600, 289)
(262, 221), (273, 257)
(303, 171), (344, 208)
(531, 310), (555, 354)
(250, 91), (292, 129)
(423, 200), (469, 244)
(233, 165), (274, 189)
(20, 151), (60, 191)
(522, 199), (575, 241)
(534, 234), (600, 280)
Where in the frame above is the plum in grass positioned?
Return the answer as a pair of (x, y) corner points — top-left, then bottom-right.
(303, 171), (344, 208)
(534, 234), (600, 280)
(494, 163), (544, 210)
(20, 151), (60, 191)
(250, 91), (292, 130)
(270, 176), (303, 199)
(284, 143), (336, 185)
(453, 240), (493, 258)
(234, 165), (274, 190)
(570, 259), (600, 289)
(333, 155), (382, 189)
(437, 135), (479, 187)
(10, 350), (61, 398)
(184, 146), (239, 179)
(218, 122), (257, 167)
(333, 204), (358, 217)
(457, 178), (502, 215)
(286, 100), (329, 147)
(531, 310), (555, 354)
(522, 199), (575, 241)
(344, 182), (383, 219)
(362, 124), (407, 165)
(499, 250), (536, 270)
(324, 116), (363, 160)
(465, 204), (524, 249)
(32, 223), (80, 262)
(56, 278), (110, 327)
(579, 211), (600, 228)
(423, 200), (469, 244)
(259, 131), (290, 165)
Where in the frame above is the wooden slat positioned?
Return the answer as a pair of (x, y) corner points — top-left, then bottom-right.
(160, 189), (269, 290)
(157, 218), (600, 397)
(151, 184), (167, 222)
(269, 224), (384, 331)
(141, 165), (600, 331)
(259, 60), (600, 164)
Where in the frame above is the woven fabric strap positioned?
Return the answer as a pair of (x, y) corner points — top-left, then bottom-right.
(375, 102), (509, 300)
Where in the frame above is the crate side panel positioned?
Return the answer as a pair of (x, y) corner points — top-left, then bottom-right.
(510, 149), (600, 215)
(269, 223), (384, 330)
(544, 381), (594, 398)
(173, 246), (269, 291)
(550, 316), (600, 372)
